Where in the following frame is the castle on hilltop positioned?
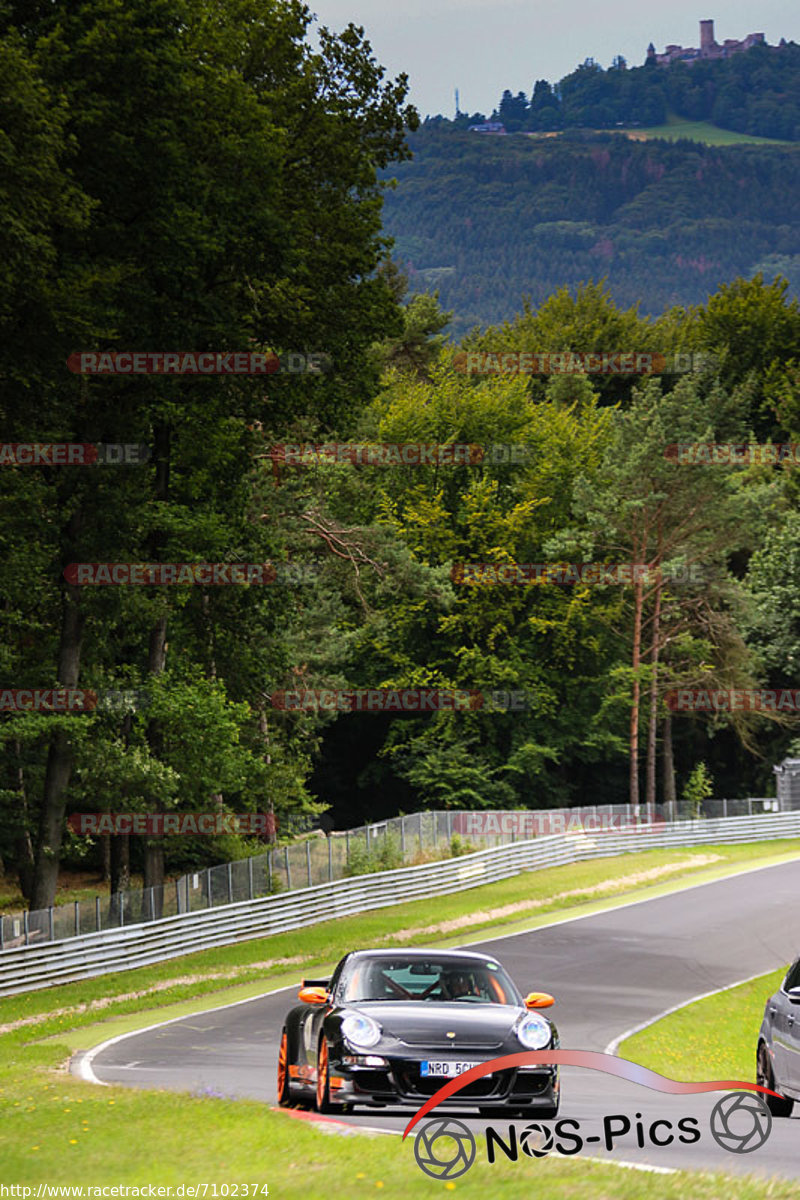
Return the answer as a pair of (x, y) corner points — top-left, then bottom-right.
(646, 19), (783, 66)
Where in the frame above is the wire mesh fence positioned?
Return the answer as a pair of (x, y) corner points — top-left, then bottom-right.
(2, 796), (796, 951)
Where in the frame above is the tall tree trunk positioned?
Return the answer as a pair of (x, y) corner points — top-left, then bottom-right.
(143, 424), (170, 914)
(258, 706), (276, 844)
(110, 833), (131, 894)
(143, 613), (168, 910)
(629, 571), (643, 816)
(14, 742), (35, 903)
(30, 582), (85, 910)
(111, 711), (133, 895)
(645, 564), (663, 816)
(662, 712), (677, 819)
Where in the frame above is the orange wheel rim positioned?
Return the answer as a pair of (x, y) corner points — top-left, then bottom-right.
(277, 1032), (287, 1095)
(316, 1039), (328, 1108)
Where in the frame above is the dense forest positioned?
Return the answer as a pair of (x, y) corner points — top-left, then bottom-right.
(2, 1), (800, 908)
(382, 130), (800, 337)
(438, 41), (800, 141)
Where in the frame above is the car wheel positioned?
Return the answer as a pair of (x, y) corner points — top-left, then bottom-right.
(277, 1029), (293, 1107)
(315, 1036), (344, 1114)
(757, 1043), (794, 1117)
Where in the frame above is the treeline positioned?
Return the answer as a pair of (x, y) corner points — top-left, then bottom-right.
(382, 130), (800, 337)
(435, 41), (800, 141)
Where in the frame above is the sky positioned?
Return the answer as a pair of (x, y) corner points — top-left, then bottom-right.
(306, 0), (800, 119)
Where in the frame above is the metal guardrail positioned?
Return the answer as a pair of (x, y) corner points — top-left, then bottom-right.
(0, 804), (646, 950)
(1, 811), (798, 997)
(3, 799), (786, 952)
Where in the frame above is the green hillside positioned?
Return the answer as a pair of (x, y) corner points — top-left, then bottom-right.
(382, 130), (800, 335)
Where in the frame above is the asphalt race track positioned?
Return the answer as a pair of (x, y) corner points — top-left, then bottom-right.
(80, 860), (800, 1181)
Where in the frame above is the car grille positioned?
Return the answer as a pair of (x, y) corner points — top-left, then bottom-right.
(393, 1066), (510, 1098)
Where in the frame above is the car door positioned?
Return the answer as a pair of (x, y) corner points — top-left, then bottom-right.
(781, 958), (800, 1093)
(770, 959), (800, 1092)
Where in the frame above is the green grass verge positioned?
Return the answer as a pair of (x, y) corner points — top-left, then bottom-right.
(616, 113), (792, 145)
(620, 966), (788, 1083)
(2, 1083), (798, 1199)
(1, 839), (798, 1192)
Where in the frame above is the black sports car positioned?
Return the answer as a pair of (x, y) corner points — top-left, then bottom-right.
(757, 954), (800, 1116)
(277, 948), (560, 1116)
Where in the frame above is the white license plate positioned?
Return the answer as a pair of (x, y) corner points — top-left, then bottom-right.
(420, 1060), (482, 1078)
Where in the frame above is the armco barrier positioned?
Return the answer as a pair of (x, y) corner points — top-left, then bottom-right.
(1, 812), (798, 996)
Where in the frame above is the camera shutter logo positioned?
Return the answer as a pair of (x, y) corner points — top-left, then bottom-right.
(520, 1122), (554, 1158)
(709, 1092), (772, 1154)
(414, 1117), (477, 1179)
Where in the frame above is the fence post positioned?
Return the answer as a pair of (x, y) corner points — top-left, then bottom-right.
(723, 798), (728, 819)
(285, 845), (292, 891)
(306, 840), (312, 887)
(366, 823), (370, 854)
(227, 862), (233, 904)
(400, 815), (406, 857)
(207, 867), (212, 907)
(149, 888), (156, 922)
(346, 829), (350, 864)
(48, 906), (54, 942)
(75, 900), (80, 937)
(748, 797), (753, 816)
(328, 836), (333, 882)
(176, 879), (181, 915)
(120, 892), (125, 927)
(268, 849), (273, 893)
(96, 895), (100, 932)
(24, 910), (29, 946)
(248, 855), (254, 900)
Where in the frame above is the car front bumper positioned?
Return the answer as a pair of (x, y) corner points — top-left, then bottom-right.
(330, 1053), (559, 1109)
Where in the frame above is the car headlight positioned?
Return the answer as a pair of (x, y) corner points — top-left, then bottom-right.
(341, 1013), (382, 1049)
(516, 1013), (552, 1050)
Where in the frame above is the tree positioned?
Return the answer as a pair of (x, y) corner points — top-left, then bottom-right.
(0, 0), (418, 906)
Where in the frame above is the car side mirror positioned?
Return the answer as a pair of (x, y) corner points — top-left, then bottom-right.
(787, 987), (800, 1005)
(298, 986), (328, 1005)
(524, 991), (555, 1009)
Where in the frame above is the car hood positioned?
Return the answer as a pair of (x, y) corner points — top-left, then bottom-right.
(349, 1002), (527, 1049)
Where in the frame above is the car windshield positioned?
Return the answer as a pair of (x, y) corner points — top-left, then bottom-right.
(339, 957), (521, 1005)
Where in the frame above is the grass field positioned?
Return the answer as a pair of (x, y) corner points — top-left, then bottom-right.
(1, 838), (798, 1195)
(614, 113), (792, 146)
(620, 965), (789, 1083)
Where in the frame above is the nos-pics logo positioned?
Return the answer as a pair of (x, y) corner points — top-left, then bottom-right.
(412, 1094), (772, 1180)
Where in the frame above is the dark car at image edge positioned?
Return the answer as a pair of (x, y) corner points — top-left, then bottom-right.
(757, 953), (800, 1116)
(277, 948), (560, 1117)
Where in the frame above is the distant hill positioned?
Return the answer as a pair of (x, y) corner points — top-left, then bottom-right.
(381, 130), (800, 337)
(439, 40), (800, 143)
